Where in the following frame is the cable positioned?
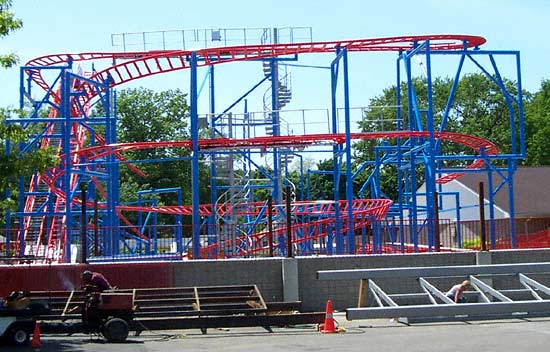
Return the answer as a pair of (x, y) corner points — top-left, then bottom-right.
(133, 319), (187, 341)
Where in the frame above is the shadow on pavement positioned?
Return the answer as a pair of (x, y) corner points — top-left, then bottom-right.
(0, 337), (144, 352)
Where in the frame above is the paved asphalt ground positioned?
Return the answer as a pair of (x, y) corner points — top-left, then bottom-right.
(2, 313), (550, 351)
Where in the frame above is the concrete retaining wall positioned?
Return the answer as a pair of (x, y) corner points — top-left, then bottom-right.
(172, 258), (283, 302)
(1, 249), (550, 311)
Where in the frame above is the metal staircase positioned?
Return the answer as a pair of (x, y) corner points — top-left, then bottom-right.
(261, 60), (298, 181)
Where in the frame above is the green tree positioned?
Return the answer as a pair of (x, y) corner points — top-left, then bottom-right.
(0, 0), (23, 68)
(112, 87), (212, 224)
(306, 158), (340, 200)
(353, 73), (522, 201)
(0, 108), (59, 220)
(116, 87), (190, 203)
(452, 74), (523, 157)
(524, 79), (550, 165)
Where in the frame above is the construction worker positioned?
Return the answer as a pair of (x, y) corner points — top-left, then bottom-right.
(81, 270), (112, 292)
(445, 280), (471, 303)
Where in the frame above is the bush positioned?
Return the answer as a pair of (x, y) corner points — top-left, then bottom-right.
(461, 237), (481, 249)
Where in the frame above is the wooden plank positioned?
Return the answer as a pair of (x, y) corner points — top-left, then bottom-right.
(61, 290), (75, 319)
(357, 279), (367, 308)
(193, 287), (200, 311)
(253, 284), (268, 310)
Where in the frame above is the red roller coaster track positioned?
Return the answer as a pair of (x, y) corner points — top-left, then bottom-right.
(76, 130), (497, 186)
(36, 129), (496, 221)
(25, 34), (485, 110)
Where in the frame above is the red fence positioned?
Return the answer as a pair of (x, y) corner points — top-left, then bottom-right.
(2, 217), (550, 262)
(457, 217), (550, 250)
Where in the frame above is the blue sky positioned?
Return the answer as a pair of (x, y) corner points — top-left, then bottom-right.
(1, 0), (549, 131)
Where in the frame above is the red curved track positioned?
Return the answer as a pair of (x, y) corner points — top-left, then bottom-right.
(23, 34), (490, 259)
(39, 129), (496, 221)
(196, 199), (393, 258)
(77, 130), (497, 186)
(25, 34), (485, 109)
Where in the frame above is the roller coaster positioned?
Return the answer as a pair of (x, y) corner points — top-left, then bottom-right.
(4, 32), (524, 262)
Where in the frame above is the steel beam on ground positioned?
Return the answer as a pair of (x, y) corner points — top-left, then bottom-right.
(369, 279), (397, 307)
(346, 301), (550, 320)
(469, 275), (512, 302)
(130, 312), (325, 332)
(418, 278), (454, 304)
(388, 293), (431, 300)
(317, 262), (550, 281)
(519, 273), (550, 300)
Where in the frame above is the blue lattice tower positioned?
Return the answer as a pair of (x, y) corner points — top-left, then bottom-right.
(10, 60), (116, 262)
(362, 40), (525, 251)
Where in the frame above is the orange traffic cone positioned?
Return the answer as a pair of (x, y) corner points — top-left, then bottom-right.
(320, 299), (337, 333)
(31, 321), (41, 348)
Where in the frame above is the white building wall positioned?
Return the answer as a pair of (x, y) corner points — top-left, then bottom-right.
(416, 180), (509, 221)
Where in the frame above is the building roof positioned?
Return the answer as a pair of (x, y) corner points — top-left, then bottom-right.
(457, 166), (550, 217)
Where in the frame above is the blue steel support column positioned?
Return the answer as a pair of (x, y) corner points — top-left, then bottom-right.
(209, 65), (218, 253)
(397, 142), (404, 252)
(425, 41), (437, 251)
(330, 48), (343, 254)
(270, 56), (284, 255)
(176, 188), (183, 254)
(486, 155), (496, 249)
(396, 53), (405, 252)
(270, 58), (281, 205)
(243, 100), (252, 227)
(510, 52), (522, 248)
(410, 156), (419, 252)
(439, 54), (466, 132)
(516, 52), (526, 158)
(152, 201), (158, 253)
(105, 76), (118, 256)
(342, 49), (355, 254)
(137, 193), (143, 253)
(403, 52), (418, 250)
(61, 66), (72, 262)
(373, 148), (381, 252)
(396, 54), (402, 132)
(18, 173), (25, 255)
(19, 68), (25, 111)
(455, 193), (462, 248)
(190, 52), (201, 259)
(490, 55), (518, 157)
(508, 160), (517, 247)
(16, 68), (26, 253)
(298, 155), (304, 201)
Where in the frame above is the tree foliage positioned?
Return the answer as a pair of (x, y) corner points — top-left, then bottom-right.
(306, 159), (339, 200)
(312, 73), (534, 201)
(0, 0), (23, 68)
(524, 79), (550, 166)
(0, 108), (59, 218)
(355, 74), (521, 165)
(112, 87), (211, 223)
(116, 87), (190, 204)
